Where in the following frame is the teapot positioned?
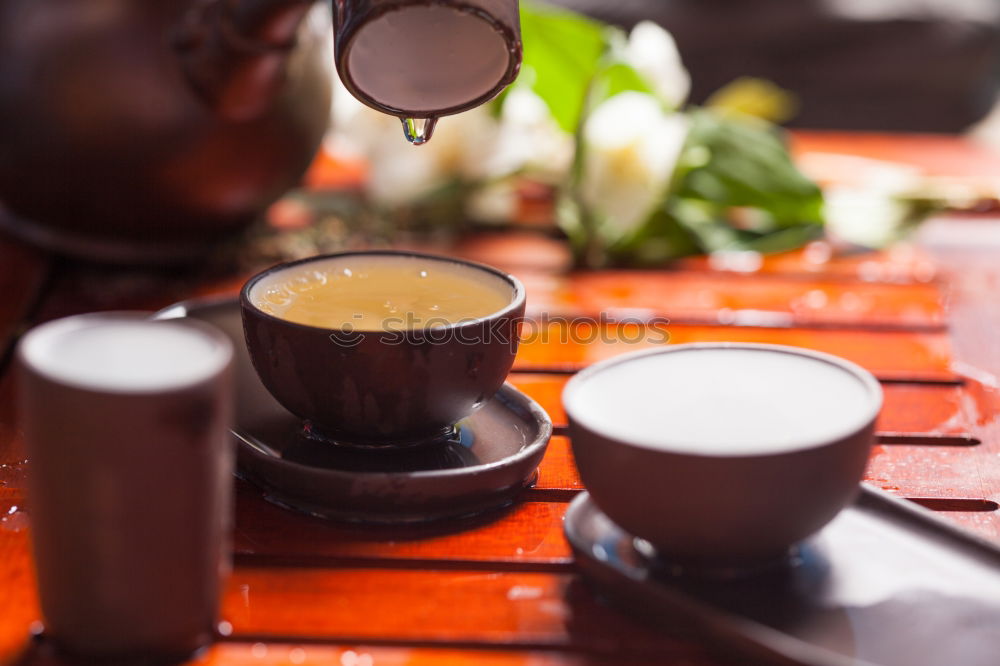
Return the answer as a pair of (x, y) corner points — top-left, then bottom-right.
(0, 0), (337, 262)
(0, 0), (521, 263)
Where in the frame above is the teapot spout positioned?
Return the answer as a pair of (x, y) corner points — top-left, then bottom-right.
(174, 0), (317, 121)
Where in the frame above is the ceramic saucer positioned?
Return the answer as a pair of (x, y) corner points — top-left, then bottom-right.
(156, 298), (552, 523)
(564, 490), (1000, 666)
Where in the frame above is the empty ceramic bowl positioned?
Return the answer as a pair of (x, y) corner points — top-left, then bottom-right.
(563, 343), (882, 568)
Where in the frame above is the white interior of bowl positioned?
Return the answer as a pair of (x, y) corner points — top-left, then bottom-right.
(564, 344), (882, 456)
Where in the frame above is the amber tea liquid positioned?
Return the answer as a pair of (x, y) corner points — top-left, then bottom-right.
(252, 254), (514, 330)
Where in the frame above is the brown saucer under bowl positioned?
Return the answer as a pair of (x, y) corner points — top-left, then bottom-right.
(563, 343), (882, 567)
(156, 297), (551, 523)
(240, 251), (526, 444)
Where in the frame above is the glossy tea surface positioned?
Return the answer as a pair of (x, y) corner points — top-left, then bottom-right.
(250, 254), (513, 331)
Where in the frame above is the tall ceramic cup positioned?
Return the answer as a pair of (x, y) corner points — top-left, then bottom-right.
(16, 313), (234, 659)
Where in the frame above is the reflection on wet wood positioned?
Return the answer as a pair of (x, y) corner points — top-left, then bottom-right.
(0, 527), (38, 663)
(515, 322), (955, 383)
(222, 567), (715, 659)
(202, 642), (701, 666)
(233, 486), (573, 567)
(546, 271), (944, 329)
(676, 242), (941, 283)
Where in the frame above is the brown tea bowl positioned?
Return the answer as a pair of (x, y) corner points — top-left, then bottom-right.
(240, 251), (525, 445)
(563, 343), (882, 570)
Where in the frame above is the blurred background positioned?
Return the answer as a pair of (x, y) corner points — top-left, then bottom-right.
(552, 0), (1000, 134)
(5, 0), (1000, 267)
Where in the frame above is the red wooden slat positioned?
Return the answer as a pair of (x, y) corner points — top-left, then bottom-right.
(0, 526), (39, 663)
(222, 567), (710, 659)
(233, 487), (572, 566)
(675, 243), (941, 283)
(535, 436), (579, 492)
(8, 635), (708, 666)
(864, 443), (990, 501)
(198, 643), (701, 666)
(549, 271), (944, 329)
(917, 219), (1000, 542)
(509, 374), (973, 437)
(515, 322), (956, 382)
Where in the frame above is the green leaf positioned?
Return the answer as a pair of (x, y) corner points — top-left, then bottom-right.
(676, 110), (823, 228)
(608, 206), (700, 265)
(518, 2), (608, 133)
(583, 109), (825, 263)
(591, 62), (655, 105)
(737, 224), (824, 253)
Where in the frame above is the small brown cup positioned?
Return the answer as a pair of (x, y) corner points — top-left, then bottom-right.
(564, 343), (882, 569)
(240, 250), (525, 444)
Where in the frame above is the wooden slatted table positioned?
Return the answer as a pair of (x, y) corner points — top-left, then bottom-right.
(2, 133), (1000, 665)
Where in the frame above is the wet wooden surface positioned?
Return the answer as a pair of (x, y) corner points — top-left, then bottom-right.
(2, 133), (1000, 665)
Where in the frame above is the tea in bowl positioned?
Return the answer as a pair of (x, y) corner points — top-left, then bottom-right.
(240, 251), (525, 444)
(563, 343), (882, 569)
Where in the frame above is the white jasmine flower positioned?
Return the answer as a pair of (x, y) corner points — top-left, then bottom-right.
(799, 153), (927, 248)
(581, 92), (689, 233)
(624, 21), (691, 109)
(482, 88), (574, 181)
(823, 188), (912, 248)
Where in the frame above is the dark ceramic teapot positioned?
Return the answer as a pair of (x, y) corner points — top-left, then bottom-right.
(0, 0), (332, 262)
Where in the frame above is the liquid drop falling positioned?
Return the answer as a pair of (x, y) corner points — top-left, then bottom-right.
(402, 117), (438, 145)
